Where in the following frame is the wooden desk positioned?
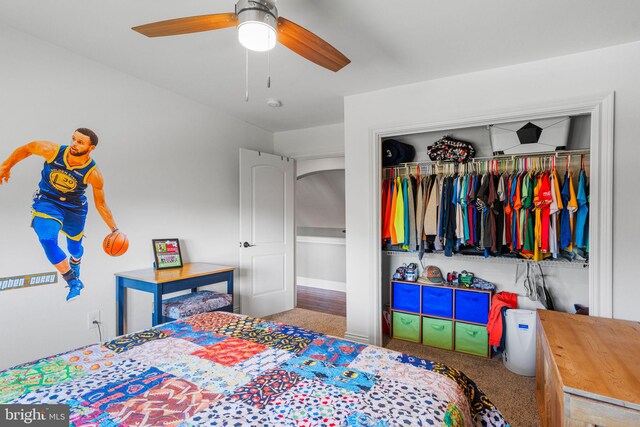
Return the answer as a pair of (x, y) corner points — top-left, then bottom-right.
(115, 263), (235, 335)
(536, 310), (640, 426)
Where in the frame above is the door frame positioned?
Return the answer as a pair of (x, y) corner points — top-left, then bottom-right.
(368, 93), (614, 346)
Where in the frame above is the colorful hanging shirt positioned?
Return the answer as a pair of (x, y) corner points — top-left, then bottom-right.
(574, 170), (589, 249)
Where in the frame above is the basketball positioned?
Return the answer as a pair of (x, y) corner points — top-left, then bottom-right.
(103, 231), (129, 256)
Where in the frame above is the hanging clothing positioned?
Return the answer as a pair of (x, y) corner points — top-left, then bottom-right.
(560, 172), (578, 250)
(487, 292), (518, 347)
(548, 171), (561, 258)
(438, 176), (448, 240)
(406, 176), (417, 250)
(575, 170), (589, 249)
(434, 176), (445, 251)
(487, 174), (498, 253)
(521, 173), (534, 255)
(424, 175), (439, 236)
(382, 179), (391, 241)
(418, 175), (432, 258)
(445, 176), (457, 257)
(461, 174), (470, 244)
(393, 177), (405, 245)
(535, 172), (553, 254)
(381, 153), (589, 263)
(513, 173), (523, 250)
(495, 173), (506, 252)
(402, 178), (410, 248)
(504, 173), (514, 249)
(415, 176), (426, 254)
(467, 174), (477, 245)
(473, 173), (482, 246)
(456, 176), (464, 247)
(389, 178), (398, 244)
(476, 174), (489, 249)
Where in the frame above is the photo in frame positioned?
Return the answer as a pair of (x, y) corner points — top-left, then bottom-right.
(152, 238), (183, 269)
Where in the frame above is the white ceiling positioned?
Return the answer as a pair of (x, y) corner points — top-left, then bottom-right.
(2, 0), (640, 132)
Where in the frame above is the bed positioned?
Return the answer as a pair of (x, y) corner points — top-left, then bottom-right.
(0, 312), (508, 426)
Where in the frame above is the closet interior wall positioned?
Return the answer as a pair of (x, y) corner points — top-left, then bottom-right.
(381, 115), (590, 316)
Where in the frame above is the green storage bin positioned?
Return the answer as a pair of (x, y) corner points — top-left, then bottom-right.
(455, 322), (488, 356)
(392, 312), (420, 342)
(422, 317), (453, 349)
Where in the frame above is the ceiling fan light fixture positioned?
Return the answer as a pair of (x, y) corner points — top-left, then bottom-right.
(236, 0), (278, 52)
(238, 22), (276, 52)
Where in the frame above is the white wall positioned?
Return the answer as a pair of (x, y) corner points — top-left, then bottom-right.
(296, 170), (346, 229)
(345, 41), (640, 343)
(297, 157), (345, 178)
(274, 123), (344, 159)
(295, 170), (347, 290)
(296, 241), (346, 292)
(0, 25), (273, 370)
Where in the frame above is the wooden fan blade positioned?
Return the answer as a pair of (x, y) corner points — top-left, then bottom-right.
(132, 13), (238, 37)
(277, 17), (350, 72)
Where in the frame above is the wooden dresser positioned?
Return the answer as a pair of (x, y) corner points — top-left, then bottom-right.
(536, 310), (640, 426)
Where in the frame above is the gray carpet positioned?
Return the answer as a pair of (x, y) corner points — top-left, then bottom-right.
(265, 308), (539, 427)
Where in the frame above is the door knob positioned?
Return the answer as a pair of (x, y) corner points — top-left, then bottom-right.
(243, 242), (255, 248)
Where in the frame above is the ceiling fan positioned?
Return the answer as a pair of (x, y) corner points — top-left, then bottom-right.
(132, 0), (350, 72)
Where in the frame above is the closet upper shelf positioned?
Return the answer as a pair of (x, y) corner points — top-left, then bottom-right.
(382, 114), (591, 162)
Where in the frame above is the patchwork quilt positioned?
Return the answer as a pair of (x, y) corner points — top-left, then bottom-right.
(0, 312), (508, 426)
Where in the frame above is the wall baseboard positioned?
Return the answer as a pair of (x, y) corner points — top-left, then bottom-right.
(296, 276), (346, 292)
(344, 331), (370, 345)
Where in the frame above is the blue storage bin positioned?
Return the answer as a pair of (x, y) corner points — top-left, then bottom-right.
(392, 282), (420, 313)
(455, 290), (490, 324)
(421, 286), (453, 318)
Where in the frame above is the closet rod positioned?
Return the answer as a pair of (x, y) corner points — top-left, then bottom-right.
(385, 148), (590, 170)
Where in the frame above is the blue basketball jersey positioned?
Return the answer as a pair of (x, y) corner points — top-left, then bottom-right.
(36, 145), (96, 209)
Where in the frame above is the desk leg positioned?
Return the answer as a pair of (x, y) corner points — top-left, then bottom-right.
(227, 271), (234, 311)
(116, 279), (125, 336)
(152, 286), (163, 327)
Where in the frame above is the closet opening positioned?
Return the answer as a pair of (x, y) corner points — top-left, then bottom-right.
(370, 94), (614, 348)
(381, 114), (590, 345)
(295, 158), (346, 316)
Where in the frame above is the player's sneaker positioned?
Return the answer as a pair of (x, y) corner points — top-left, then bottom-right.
(69, 257), (81, 279)
(66, 279), (84, 302)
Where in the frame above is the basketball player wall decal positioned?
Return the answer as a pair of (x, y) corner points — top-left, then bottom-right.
(0, 128), (127, 301)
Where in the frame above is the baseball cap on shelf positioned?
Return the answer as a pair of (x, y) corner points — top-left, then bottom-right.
(418, 265), (444, 285)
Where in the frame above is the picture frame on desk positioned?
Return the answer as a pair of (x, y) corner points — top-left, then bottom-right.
(152, 238), (183, 269)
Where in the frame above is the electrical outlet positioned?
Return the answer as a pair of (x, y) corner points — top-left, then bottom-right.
(87, 310), (101, 329)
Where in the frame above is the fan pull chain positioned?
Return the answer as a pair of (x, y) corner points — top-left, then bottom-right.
(267, 30), (271, 89)
(267, 49), (271, 89)
(245, 48), (249, 102)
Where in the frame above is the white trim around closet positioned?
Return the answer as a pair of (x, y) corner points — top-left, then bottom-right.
(368, 93), (614, 346)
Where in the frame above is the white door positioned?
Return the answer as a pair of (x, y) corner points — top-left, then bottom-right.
(239, 148), (295, 317)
